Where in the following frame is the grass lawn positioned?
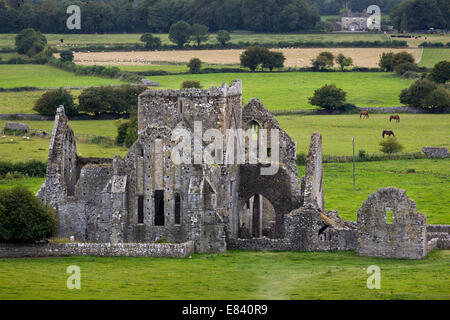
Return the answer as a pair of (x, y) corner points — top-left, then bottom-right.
(418, 48), (450, 68)
(0, 33), (390, 49)
(0, 65), (126, 89)
(311, 158), (450, 224)
(278, 114), (450, 156)
(148, 72), (413, 109)
(0, 250), (448, 300)
(0, 136), (127, 163)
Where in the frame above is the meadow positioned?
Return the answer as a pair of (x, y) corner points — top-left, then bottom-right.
(2, 113), (448, 161)
(0, 250), (448, 300)
(146, 72), (413, 109)
(1, 32), (448, 49)
(418, 48), (450, 68)
(0, 65), (125, 89)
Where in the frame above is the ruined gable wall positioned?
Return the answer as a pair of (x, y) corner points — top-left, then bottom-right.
(357, 188), (427, 259)
(301, 132), (324, 211)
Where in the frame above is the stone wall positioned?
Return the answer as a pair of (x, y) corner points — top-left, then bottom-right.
(422, 147), (448, 158)
(357, 188), (427, 259)
(301, 132), (324, 211)
(0, 241), (194, 258)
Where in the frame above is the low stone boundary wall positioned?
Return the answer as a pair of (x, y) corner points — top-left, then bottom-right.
(227, 238), (290, 251)
(422, 147), (448, 158)
(0, 241), (194, 258)
(358, 106), (424, 114)
(427, 225), (450, 234)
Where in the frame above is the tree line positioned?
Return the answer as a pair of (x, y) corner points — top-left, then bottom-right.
(0, 0), (320, 34)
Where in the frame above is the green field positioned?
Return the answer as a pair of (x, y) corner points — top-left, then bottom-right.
(278, 114), (450, 155)
(418, 48), (450, 68)
(317, 158), (450, 224)
(0, 250), (448, 300)
(0, 136), (127, 163)
(0, 65), (125, 89)
(0, 33), (389, 49)
(147, 72), (413, 109)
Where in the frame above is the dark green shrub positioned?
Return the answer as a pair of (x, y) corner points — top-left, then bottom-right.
(154, 237), (168, 244)
(428, 61), (450, 83)
(308, 84), (347, 110)
(395, 62), (419, 75)
(59, 50), (74, 62)
(182, 80), (202, 89)
(311, 51), (334, 70)
(379, 137), (404, 154)
(33, 88), (77, 117)
(140, 34), (162, 49)
(217, 30), (231, 46)
(169, 21), (192, 47)
(0, 187), (57, 243)
(15, 28), (47, 57)
(401, 71), (420, 79)
(187, 58), (202, 74)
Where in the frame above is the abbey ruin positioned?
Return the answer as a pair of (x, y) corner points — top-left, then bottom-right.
(35, 80), (449, 259)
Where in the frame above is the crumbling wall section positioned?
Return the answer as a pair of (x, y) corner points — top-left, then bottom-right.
(357, 188), (427, 259)
(301, 132), (324, 211)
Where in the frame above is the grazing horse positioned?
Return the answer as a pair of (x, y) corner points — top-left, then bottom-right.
(360, 111), (369, 119)
(390, 115), (400, 122)
(382, 130), (395, 138)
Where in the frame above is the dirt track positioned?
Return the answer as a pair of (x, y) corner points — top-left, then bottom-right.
(73, 48), (422, 68)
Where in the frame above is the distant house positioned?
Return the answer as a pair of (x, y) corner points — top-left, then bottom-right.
(341, 10), (369, 32)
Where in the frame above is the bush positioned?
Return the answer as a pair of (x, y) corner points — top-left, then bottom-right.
(217, 30), (231, 46)
(190, 24), (209, 46)
(187, 58), (202, 74)
(379, 51), (416, 72)
(59, 50), (74, 62)
(15, 28), (47, 57)
(154, 237), (168, 244)
(140, 34), (162, 49)
(428, 61), (450, 84)
(399, 79), (449, 111)
(401, 71), (420, 79)
(33, 88), (77, 117)
(312, 51), (334, 70)
(308, 84), (347, 110)
(182, 80), (202, 89)
(394, 62), (419, 75)
(0, 160), (46, 178)
(336, 53), (353, 71)
(262, 51), (285, 71)
(379, 137), (404, 154)
(240, 46), (270, 71)
(0, 187), (57, 243)
(169, 21), (192, 47)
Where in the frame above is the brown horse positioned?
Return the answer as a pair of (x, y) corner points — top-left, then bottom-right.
(390, 115), (400, 122)
(382, 130), (395, 138)
(360, 111), (369, 119)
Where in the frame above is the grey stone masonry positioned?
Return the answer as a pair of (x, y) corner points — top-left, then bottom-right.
(357, 188), (427, 259)
(0, 242), (194, 258)
(422, 147), (448, 158)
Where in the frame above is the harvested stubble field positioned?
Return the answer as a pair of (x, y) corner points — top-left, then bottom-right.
(74, 48), (422, 68)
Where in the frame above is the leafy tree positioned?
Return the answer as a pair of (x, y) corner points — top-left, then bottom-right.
(217, 30), (231, 46)
(390, 0), (447, 31)
(405, 79), (438, 108)
(33, 88), (77, 117)
(423, 86), (450, 110)
(182, 80), (202, 89)
(336, 53), (353, 71)
(117, 113), (138, 148)
(308, 84), (347, 110)
(191, 24), (209, 47)
(312, 51), (334, 70)
(59, 50), (74, 62)
(187, 58), (202, 74)
(379, 137), (404, 154)
(140, 34), (162, 49)
(169, 21), (192, 47)
(428, 61), (450, 83)
(15, 28), (47, 57)
(394, 62), (419, 75)
(240, 46), (270, 71)
(262, 51), (286, 71)
(379, 52), (395, 71)
(392, 51), (415, 66)
(0, 187), (57, 243)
